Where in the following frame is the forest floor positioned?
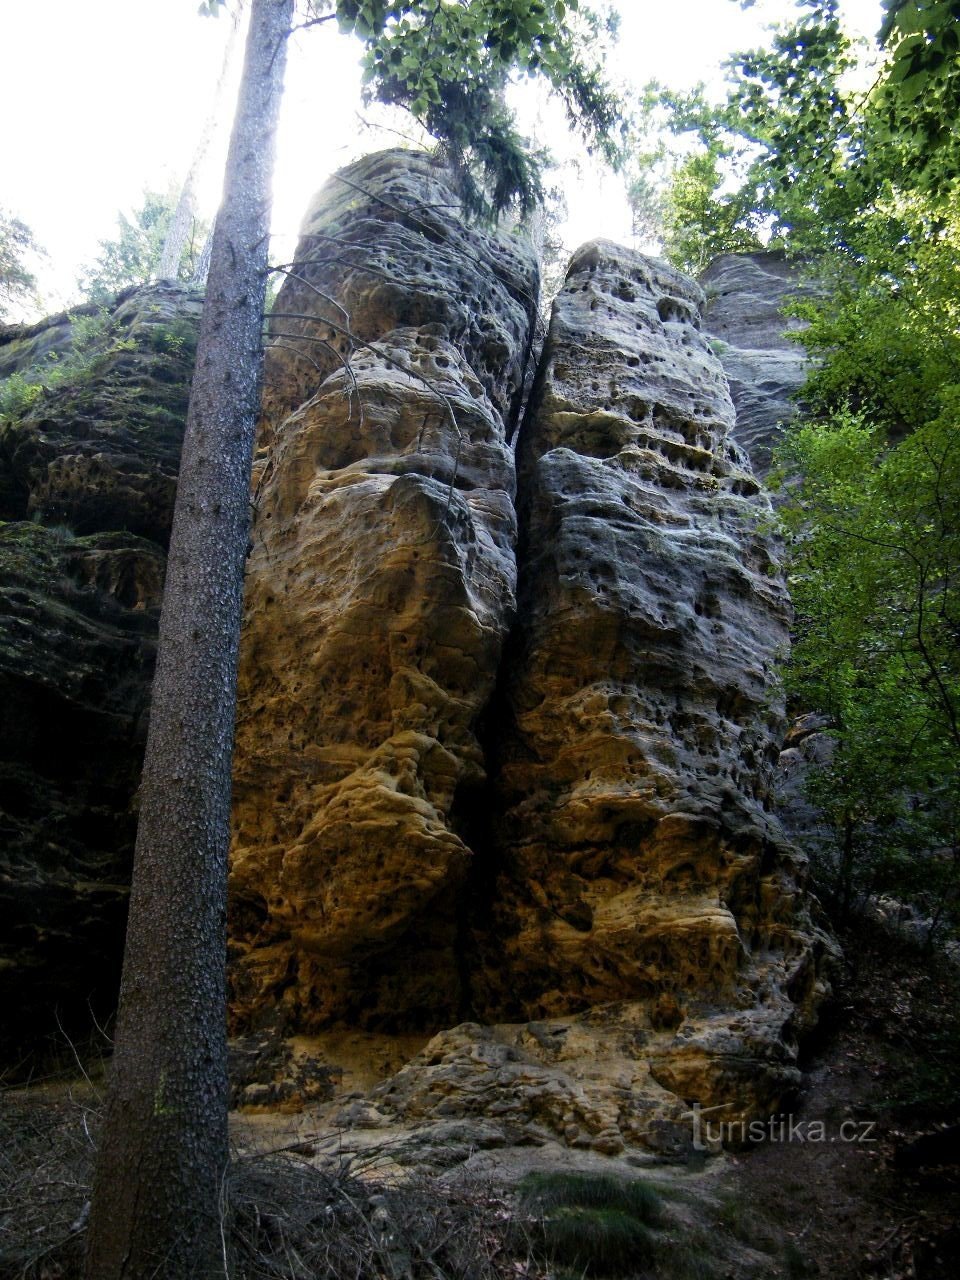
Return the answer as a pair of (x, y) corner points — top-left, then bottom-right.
(717, 921), (960, 1279)
(1, 920), (958, 1279)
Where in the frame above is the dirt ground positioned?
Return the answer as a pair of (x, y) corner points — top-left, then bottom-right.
(721, 924), (960, 1279)
(2, 922), (958, 1279)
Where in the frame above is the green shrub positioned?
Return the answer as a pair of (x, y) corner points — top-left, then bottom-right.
(0, 369), (44, 417)
(537, 1206), (656, 1275)
(0, 308), (111, 422)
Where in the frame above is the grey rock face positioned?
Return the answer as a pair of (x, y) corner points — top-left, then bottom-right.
(0, 285), (201, 1054)
(701, 252), (816, 474)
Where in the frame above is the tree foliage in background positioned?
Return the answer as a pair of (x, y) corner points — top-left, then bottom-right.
(773, 198), (960, 925)
(77, 188), (210, 301)
(876, 0), (960, 198)
(655, 0), (960, 932)
(324, 0), (624, 222)
(659, 146), (763, 273)
(0, 209), (42, 320)
(657, 0), (863, 270)
(775, 408), (960, 923)
(657, 0), (960, 265)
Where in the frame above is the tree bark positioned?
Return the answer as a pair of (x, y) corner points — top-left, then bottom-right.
(83, 1), (294, 1275)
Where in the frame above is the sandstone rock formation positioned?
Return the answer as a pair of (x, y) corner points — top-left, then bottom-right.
(228, 150), (541, 1033)
(0, 155), (829, 1155)
(475, 243), (803, 1016)
(228, 159), (829, 1156)
(368, 242), (828, 1153)
(0, 284), (201, 1052)
(701, 252), (815, 474)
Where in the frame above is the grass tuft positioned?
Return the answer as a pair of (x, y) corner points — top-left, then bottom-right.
(520, 1171), (665, 1276)
(519, 1170), (664, 1226)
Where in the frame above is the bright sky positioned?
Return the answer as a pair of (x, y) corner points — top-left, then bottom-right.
(0, 0), (883, 320)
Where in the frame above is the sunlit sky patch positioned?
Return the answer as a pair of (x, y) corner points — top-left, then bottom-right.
(0, 0), (882, 319)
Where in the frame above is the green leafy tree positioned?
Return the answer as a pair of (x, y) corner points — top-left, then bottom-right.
(776, 407), (960, 921)
(343, 0), (623, 221)
(660, 146), (763, 273)
(657, 0), (960, 260)
(0, 209), (42, 319)
(876, 0), (960, 199)
(658, 0), (864, 260)
(84, 2), (622, 1276)
(654, 0), (960, 933)
(77, 188), (210, 301)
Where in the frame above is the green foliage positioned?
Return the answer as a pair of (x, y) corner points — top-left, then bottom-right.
(0, 308), (112, 422)
(77, 189), (209, 302)
(775, 405), (960, 923)
(786, 200), (960, 432)
(337, 0), (624, 223)
(0, 209), (42, 320)
(876, 0), (960, 199)
(652, 0), (960, 938)
(520, 1171), (664, 1223)
(200, 2), (622, 223)
(141, 315), (201, 361)
(658, 0), (960, 261)
(660, 147), (764, 274)
(659, 0), (864, 258)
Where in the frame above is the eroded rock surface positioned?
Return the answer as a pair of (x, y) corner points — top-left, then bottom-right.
(229, 210), (829, 1155)
(0, 156), (828, 1149)
(0, 285), (200, 1053)
(451, 241), (829, 1145)
(701, 252), (815, 474)
(228, 150), (540, 1033)
(1, 286), (202, 540)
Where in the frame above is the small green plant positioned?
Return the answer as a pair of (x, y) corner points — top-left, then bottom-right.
(519, 1171), (664, 1277)
(145, 316), (198, 360)
(0, 307), (116, 422)
(69, 308), (110, 350)
(0, 369), (44, 418)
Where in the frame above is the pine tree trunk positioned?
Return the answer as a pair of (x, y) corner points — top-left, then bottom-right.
(83, 2), (293, 1275)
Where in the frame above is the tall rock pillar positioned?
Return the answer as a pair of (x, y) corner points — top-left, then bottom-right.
(228, 151), (540, 1032)
(468, 241), (826, 1122)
